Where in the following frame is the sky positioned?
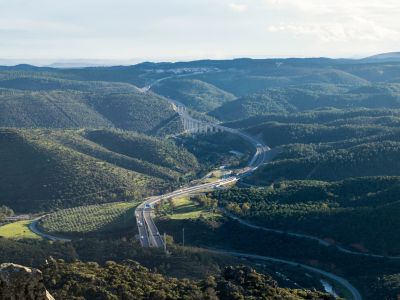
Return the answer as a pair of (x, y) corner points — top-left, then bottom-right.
(0, 0), (399, 65)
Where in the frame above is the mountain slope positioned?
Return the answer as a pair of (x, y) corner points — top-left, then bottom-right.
(0, 87), (181, 134)
(362, 52), (400, 63)
(152, 78), (236, 112)
(237, 108), (400, 184)
(0, 73), (139, 93)
(0, 128), (199, 212)
(217, 176), (400, 255)
(211, 84), (400, 121)
(43, 260), (332, 300)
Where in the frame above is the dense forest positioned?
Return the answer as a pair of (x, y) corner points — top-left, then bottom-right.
(211, 84), (400, 121)
(0, 73), (181, 135)
(227, 108), (400, 184)
(214, 177), (400, 255)
(42, 260), (333, 300)
(152, 78), (236, 112)
(2, 57), (400, 299)
(0, 128), (199, 212)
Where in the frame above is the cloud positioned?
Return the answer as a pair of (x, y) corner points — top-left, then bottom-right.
(228, 3), (248, 12)
(0, 18), (87, 37)
(263, 0), (400, 44)
(262, 0), (400, 28)
(266, 19), (400, 43)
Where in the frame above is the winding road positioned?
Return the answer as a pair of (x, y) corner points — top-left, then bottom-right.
(28, 74), (363, 300)
(134, 77), (363, 300)
(29, 218), (71, 242)
(208, 249), (362, 300)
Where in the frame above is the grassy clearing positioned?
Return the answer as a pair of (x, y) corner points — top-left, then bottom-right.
(0, 220), (41, 239)
(159, 196), (221, 220)
(38, 201), (138, 236)
(202, 170), (224, 183)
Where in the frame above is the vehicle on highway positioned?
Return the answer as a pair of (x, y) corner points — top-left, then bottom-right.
(144, 204), (152, 208)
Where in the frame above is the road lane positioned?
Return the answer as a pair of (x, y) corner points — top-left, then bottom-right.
(29, 218), (71, 242)
(208, 249), (362, 300)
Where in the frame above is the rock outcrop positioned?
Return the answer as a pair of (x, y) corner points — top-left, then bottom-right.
(0, 263), (54, 300)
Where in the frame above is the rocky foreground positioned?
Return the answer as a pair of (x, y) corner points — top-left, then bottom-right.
(0, 263), (54, 300)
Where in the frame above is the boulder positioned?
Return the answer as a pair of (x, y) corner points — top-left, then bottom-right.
(0, 263), (54, 300)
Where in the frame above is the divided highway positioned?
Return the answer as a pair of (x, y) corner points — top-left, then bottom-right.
(135, 129), (268, 248)
(136, 77), (270, 248)
(136, 78), (363, 299)
(133, 110), (363, 300)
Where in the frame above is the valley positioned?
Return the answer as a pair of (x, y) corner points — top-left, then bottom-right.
(1, 57), (400, 299)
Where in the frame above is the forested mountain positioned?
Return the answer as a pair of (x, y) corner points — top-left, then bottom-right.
(223, 108), (400, 184)
(43, 260), (332, 300)
(0, 73), (139, 93)
(362, 52), (400, 63)
(254, 140), (400, 183)
(0, 72), (181, 135)
(152, 78), (236, 112)
(225, 108), (400, 129)
(216, 176), (400, 255)
(2, 57), (400, 97)
(0, 88), (181, 134)
(2, 57), (400, 299)
(0, 128), (199, 212)
(211, 84), (400, 121)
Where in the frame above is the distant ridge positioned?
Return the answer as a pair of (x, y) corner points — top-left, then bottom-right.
(0, 64), (42, 71)
(362, 52), (400, 63)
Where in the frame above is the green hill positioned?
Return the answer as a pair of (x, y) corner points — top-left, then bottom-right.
(38, 201), (137, 237)
(191, 68), (369, 96)
(0, 73), (139, 93)
(81, 129), (199, 175)
(0, 128), (199, 212)
(43, 260), (332, 300)
(0, 74), (181, 135)
(224, 108), (400, 130)
(216, 177), (400, 255)
(246, 122), (391, 148)
(211, 84), (400, 121)
(222, 107), (400, 187)
(254, 140), (400, 183)
(152, 78), (236, 112)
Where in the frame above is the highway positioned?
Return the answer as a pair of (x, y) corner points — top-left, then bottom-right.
(136, 84), (400, 259)
(136, 77), (271, 248)
(134, 78), (364, 299)
(23, 76), (362, 299)
(135, 175), (246, 248)
(133, 118), (363, 298)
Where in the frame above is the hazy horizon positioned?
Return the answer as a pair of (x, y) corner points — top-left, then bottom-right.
(1, 0), (399, 65)
(1, 51), (398, 68)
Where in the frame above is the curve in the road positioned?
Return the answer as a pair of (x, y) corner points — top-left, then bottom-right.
(25, 75), (363, 299)
(29, 218), (71, 242)
(223, 210), (400, 260)
(135, 78), (363, 299)
(208, 249), (362, 300)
